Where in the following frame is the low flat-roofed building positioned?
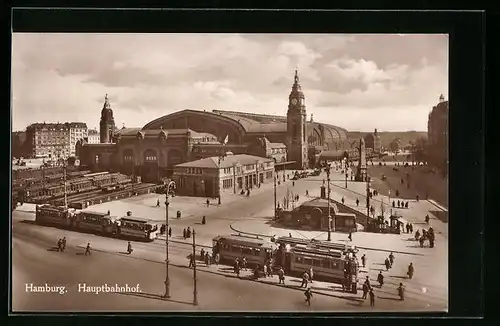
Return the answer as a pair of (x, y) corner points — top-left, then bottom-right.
(172, 153), (275, 198)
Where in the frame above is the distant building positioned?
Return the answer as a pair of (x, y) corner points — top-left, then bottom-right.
(172, 154), (275, 197)
(25, 122), (87, 159)
(12, 131), (26, 158)
(427, 94), (448, 174)
(364, 128), (381, 153)
(100, 94), (115, 143)
(86, 129), (100, 144)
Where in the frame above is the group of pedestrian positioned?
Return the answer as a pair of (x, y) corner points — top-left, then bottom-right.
(416, 226), (435, 248)
(160, 224), (172, 237)
(199, 248), (212, 266)
(384, 252), (396, 271)
(392, 200), (409, 209)
(405, 223), (414, 234)
(56, 237), (67, 252)
(233, 257), (248, 276)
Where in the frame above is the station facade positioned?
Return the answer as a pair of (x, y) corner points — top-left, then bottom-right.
(77, 70), (351, 183)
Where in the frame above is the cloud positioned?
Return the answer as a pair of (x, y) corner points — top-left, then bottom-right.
(11, 33), (448, 132)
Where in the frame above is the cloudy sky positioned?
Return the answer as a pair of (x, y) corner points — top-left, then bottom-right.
(11, 33), (448, 132)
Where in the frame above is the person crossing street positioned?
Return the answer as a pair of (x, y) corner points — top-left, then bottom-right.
(84, 242), (91, 256)
(304, 288), (313, 306)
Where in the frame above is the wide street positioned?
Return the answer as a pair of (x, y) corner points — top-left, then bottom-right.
(12, 169), (448, 312)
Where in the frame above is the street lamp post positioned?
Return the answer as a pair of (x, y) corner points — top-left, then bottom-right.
(192, 229), (198, 306)
(164, 181), (175, 299)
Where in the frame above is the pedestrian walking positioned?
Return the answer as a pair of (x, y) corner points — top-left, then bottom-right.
(156, 199), (160, 207)
(348, 232), (352, 242)
(200, 248), (205, 261)
(392, 201), (395, 207)
(362, 282), (369, 300)
(241, 257), (247, 271)
(397, 200), (400, 207)
(365, 276), (371, 290)
(356, 198), (359, 206)
(306, 190), (309, 196)
(186, 227), (191, 238)
(188, 254), (194, 268)
(202, 216), (206, 225)
(84, 242), (91, 256)
(369, 289), (375, 307)
(409, 223), (413, 233)
(205, 253), (211, 266)
(292, 181), (295, 187)
(398, 283), (405, 300)
(304, 288), (313, 306)
(277, 267), (285, 285)
(300, 271), (310, 288)
(419, 236), (425, 248)
(308, 266), (314, 283)
(183, 228), (186, 239)
(405, 201), (409, 208)
(407, 263), (414, 279)
(415, 229), (420, 241)
(57, 239), (62, 252)
(389, 252), (395, 267)
(377, 271), (384, 287)
(206, 199), (210, 207)
(214, 252), (220, 265)
(385, 257), (391, 271)
(361, 254), (366, 268)
(263, 264), (268, 277)
(341, 197), (345, 205)
(289, 232), (292, 237)
(61, 237), (67, 252)
(168, 227), (172, 237)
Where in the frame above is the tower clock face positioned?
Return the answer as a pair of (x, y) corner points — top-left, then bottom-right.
(291, 98), (298, 105)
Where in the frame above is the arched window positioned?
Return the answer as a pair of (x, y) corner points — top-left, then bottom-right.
(122, 149), (135, 164)
(143, 149), (157, 163)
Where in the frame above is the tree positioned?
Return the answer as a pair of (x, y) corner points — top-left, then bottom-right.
(389, 138), (402, 153)
(410, 137), (428, 163)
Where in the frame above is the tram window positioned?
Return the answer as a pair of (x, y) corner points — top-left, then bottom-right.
(295, 256), (303, 264)
(254, 248), (261, 256)
(303, 258), (312, 266)
(331, 261), (339, 269)
(241, 247), (253, 255)
(223, 244), (230, 251)
(321, 260), (330, 268)
(313, 259), (322, 267)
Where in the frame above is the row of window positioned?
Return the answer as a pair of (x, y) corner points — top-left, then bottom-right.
(221, 243), (265, 256)
(187, 168), (203, 174)
(295, 255), (342, 270)
(271, 148), (286, 154)
(222, 179), (233, 189)
(145, 156), (157, 161)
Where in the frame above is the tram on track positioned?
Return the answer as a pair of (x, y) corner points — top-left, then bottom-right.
(274, 236), (359, 293)
(75, 210), (117, 235)
(212, 234), (278, 266)
(35, 204), (77, 228)
(115, 216), (159, 242)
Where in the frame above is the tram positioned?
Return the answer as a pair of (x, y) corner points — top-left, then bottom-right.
(274, 237), (359, 293)
(212, 234), (278, 266)
(116, 216), (159, 241)
(75, 210), (117, 235)
(35, 204), (77, 228)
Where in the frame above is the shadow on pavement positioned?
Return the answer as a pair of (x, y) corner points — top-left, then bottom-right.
(21, 220), (36, 225)
(46, 247), (60, 252)
(377, 296), (401, 301)
(117, 291), (195, 306)
(390, 275), (408, 280)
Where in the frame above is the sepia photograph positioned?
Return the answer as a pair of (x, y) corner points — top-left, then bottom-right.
(11, 33), (449, 312)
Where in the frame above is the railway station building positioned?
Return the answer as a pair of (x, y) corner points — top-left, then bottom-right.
(77, 70), (352, 183)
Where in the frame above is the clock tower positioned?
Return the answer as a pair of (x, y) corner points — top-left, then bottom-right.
(287, 69), (308, 170)
(99, 94), (115, 143)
